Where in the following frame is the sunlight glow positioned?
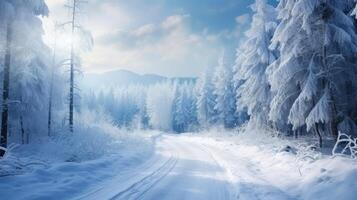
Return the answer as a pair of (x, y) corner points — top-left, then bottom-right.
(42, 17), (81, 53)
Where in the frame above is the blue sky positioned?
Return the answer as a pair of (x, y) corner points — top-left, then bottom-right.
(45, 0), (277, 77)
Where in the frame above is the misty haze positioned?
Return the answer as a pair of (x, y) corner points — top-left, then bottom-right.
(0, 0), (357, 200)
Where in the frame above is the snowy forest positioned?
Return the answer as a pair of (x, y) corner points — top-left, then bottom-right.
(1, 0), (357, 200)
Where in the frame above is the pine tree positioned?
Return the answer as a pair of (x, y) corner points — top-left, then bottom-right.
(173, 82), (198, 133)
(184, 83), (199, 131)
(0, 0), (49, 154)
(146, 82), (175, 131)
(213, 52), (237, 128)
(173, 84), (186, 133)
(234, 0), (277, 128)
(0, 1), (14, 154)
(196, 68), (217, 128)
(268, 0), (357, 145)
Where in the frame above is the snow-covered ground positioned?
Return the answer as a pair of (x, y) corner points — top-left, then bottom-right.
(193, 129), (357, 200)
(0, 127), (158, 200)
(0, 128), (356, 200)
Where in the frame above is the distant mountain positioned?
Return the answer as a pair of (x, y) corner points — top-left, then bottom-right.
(82, 69), (196, 91)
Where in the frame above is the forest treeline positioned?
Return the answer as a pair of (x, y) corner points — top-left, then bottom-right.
(86, 1), (357, 145)
(1, 0), (357, 151)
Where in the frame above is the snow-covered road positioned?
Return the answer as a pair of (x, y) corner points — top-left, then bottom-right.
(77, 134), (234, 200)
(69, 132), (357, 200)
(3, 133), (355, 200)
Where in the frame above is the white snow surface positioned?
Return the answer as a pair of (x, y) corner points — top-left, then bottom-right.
(1, 128), (357, 200)
(0, 128), (157, 200)
(194, 128), (357, 200)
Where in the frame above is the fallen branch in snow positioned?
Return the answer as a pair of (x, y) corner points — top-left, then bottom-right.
(0, 143), (18, 159)
(332, 132), (357, 159)
(0, 144), (49, 177)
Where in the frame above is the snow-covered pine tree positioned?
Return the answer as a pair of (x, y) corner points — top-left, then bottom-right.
(234, 0), (277, 128)
(196, 67), (218, 129)
(267, 0), (303, 134)
(146, 82), (175, 131)
(213, 52), (238, 128)
(268, 0), (357, 144)
(0, 0), (14, 152)
(173, 84), (186, 133)
(173, 82), (198, 133)
(311, 0), (357, 139)
(184, 82), (199, 131)
(0, 0), (50, 150)
(11, 0), (50, 143)
(82, 85), (151, 129)
(131, 85), (148, 129)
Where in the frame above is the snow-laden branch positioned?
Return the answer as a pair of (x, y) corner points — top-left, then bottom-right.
(332, 132), (357, 159)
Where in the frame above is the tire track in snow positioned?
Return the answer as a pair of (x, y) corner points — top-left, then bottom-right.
(74, 153), (166, 200)
(198, 143), (237, 200)
(110, 155), (178, 200)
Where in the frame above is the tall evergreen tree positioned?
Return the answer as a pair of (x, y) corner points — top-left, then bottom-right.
(173, 84), (186, 133)
(0, 0), (14, 154)
(196, 67), (218, 128)
(146, 82), (175, 131)
(173, 83), (198, 133)
(0, 0), (49, 154)
(235, 0), (277, 128)
(213, 52), (238, 128)
(268, 0), (357, 145)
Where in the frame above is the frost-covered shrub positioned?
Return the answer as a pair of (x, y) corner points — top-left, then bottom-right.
(42, 110), (150, 162)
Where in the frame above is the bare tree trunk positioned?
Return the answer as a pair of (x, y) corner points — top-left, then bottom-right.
(330, 109), (338, 139)
(321, 1), (338, 139)
(26, 128), (29, 144)
(48, 24), (58, 137)
(48, 94), (53, 135)
(20, 115), (25, 145)
(314, 123), (323, 148)
(69, 0), (77, 133)
(0, 21), (12, 156)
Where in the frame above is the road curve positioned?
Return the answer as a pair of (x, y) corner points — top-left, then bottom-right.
(77, 135), (233, 200)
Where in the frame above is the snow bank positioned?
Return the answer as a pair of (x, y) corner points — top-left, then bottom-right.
(191, 126), (357, 200)
(299, 157), (357, 200)
(0, 110), (158, 200)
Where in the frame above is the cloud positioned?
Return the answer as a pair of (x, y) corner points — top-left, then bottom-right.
(83, 13), (223, 77)
(161, 14), (189, 30)
(44, 0), (234, 77)
(133, 24), (156, 37)
(235, 14), (250, 25)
